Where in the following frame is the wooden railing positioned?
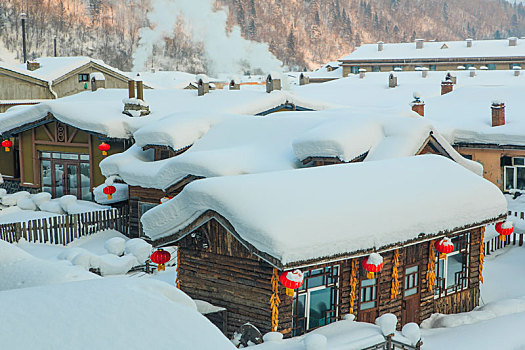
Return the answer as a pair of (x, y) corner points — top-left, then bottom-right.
(0, 207), (129, 245)
(485, 210), (524, 255)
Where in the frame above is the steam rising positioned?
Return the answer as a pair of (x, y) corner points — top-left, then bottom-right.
(133, 0), (283, 75)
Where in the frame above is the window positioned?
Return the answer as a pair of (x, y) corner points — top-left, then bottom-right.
(464, 64), (474, 69)
(429, 65), (437, 71)
(372, 66), (381, 72)
(350, 66), (359, 74)
(292, 265), (339, 336)
(487, 64), (497, 70)
(78, 74), (89, 82)
(393, 65), (403, 71)
(40, 152), (91, 200)
(504, 157), (525, 191)
(434, 233), (470, 298)
(510, 64), (521, 70)
(404, 266), (419, 297)
(461, 154), (473, 160)
(360, 278), (378, 310)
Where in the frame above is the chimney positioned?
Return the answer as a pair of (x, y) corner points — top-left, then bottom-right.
(421, 67), (429, 78)
(26, 60), (40, 71)
(266, 73), (281, 93)
(509, 37), (518, 47)
(411, 92), (424, 117)
(469, 67), (476, 77)
(196, 74), (210, 96)
(388, 72), (397, 88)
(466, 38), (473, 48)
(299, 73), (310, 86)
(136, 80), (144, 100)
(416, 39), (424, 49)
(514, 66), (521, 76)
(378, 41), (384, 51)
(491, 101), (505, 127)
(90, 72), (105, 91)
(359, 68), (366, 79)
(229, 77), (240, 90)
(123, 79), (150, 117)
(128, 80), (135, 99)
(441, 73), (454, 95)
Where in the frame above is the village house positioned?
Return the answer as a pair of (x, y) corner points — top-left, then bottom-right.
(140, 155), (506, 337)
(99, 110), (481, 239)
(0, 57), (133, 112)
(339, 38), (525, 77)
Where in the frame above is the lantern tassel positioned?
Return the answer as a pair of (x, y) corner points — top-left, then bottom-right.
(102, 151), (107, 156)
(107, 194), (112, 200)
(367, 271), (374, 279)
(439, 253), (446, 260)
(286, 288), (294, 297)
(499, 234), (506, 241)
(158, 263), (165, 272)
(4, 147), (9, 152)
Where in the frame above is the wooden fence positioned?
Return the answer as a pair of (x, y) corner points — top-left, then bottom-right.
(485, 210), (524, 255)
(0, 207), (129, 245)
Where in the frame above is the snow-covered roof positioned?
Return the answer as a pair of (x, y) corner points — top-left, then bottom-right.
(0, 56), (127, 83)
(125, 71), (196, 89)
(101, 110), (481, 191)
(292, 70), (525, 146)
(0, 88), (326, 139)
(142, 155), (506, 267)
(340, 39), (525, 61)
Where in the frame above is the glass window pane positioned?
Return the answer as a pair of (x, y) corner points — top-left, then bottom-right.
(360, 301), (376, 310)
(308, 288), (332, 329)
(80, 154), (89, 161)
(404, 287), (417, 297)
(52, 153), (61, 159)
(55, 163), (64, 197)
(62, 153), (78, 160)
(406, 266), (418, 274)
(446, 252), (465, 288)
(308, 273), (325, 288)
(361, 278), (376, 287)
(517, 168), (525, 190)
(505, 167), (515, 190)
(514, 158), (525, 165)
(292, 294), (306, 336)
(41, 160), (52, 194)
(41, 152), (51, 159)
(67, 165), (78, 197)
(80, 163), (91, 201)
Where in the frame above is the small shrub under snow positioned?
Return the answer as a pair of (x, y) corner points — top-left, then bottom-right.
(2, 191), (30, 206)
(39, 200), (65, 214)
(17, 198), (37, 211)
(262, 332), (283, 342)
(125, 238), (152, 262)
(31, 192), (52, 208)
(104, 237), (126, 256)
(304, 334), (327, 350)
(401, 323), (421, 346)
(376, 313), (398, 336)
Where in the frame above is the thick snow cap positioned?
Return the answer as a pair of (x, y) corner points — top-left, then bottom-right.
(142, 155), (506, 268)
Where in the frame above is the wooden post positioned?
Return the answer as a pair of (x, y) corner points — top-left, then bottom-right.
(520, 234), (524, 247)
(128, 80), (135, 99)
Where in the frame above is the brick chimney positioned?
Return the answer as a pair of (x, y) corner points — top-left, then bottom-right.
(378, 41), (384, 51)
(229, 76), (240, 90)
(128, 80), (135, 99)
(299, 73), (310, 85)
(469, 67), (476, 77)
(441, 81), (453, 95)
(123, 80), (150, 117)
(196, 74), (210, 96)
(421, 67), (429, 78)
(411, 92), (424, 117)
(388, 72), (398, 88)
(491, 101), (505, 127)
(26, 60), (40, 71)
(359, 68), (366, 79)
(509, 37), (518, 47)
(136, 80), (144, 100)
(266, 73), (281, 93)
(416, 39), (424, 49)
(466, 38), (473, 48)
(514, 66), (521, 76)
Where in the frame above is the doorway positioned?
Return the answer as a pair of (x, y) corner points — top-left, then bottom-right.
(401, 264), (421, 324)
(41, 152), (91, 200)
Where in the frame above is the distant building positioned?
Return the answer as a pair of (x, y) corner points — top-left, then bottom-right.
(0, 57), (132, 112)
(339, 38), (525, 77)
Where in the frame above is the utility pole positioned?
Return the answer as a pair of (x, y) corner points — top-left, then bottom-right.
(21, 13), (27, 63)
(54, 36), (57, 57)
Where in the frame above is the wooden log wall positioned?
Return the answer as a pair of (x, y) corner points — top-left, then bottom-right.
(177, 219), (292, 338)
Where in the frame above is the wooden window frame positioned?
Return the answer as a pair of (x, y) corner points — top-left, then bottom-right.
(138, 201), (158, 237)
(434, 232), (470, 298)
(359, 274), (379, 311)
(40, 151), (90, 199)
(78, 74), (89, 82)
(292, 264), (340, 336)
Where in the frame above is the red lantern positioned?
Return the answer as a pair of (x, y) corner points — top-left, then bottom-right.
(150, 248), (171, 271)
(160, 196), (173, 204)
(495, 221), (513, 241)
(2, 139), (13, 152)
(103, 185), (116, 200)
(280, 270), (304, 297)
(435, 237), (454, 259)
(98, 142), (110, 156)
(362, 253), (384, 279)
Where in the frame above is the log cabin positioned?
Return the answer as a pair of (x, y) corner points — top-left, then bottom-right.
(0, 57), (135, 112)
(140, 155), (506, 338)
(101, 111), (482, 238)
(340, 38), (525, 76)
